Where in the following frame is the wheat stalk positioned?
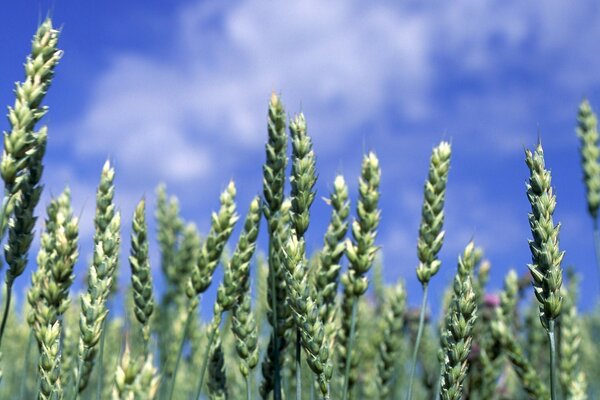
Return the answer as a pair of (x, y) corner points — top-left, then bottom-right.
(260, 92), (289, 400)
(0, 18), (62, 350)
(439, 242), (478, 400)
(315, 175), (350, 327)
(283, 235), (333, 400)
(525, 142), (564, 400)
(288, 111), (318, 399)
(74, 160), (121, 397)
(167, 182), (238, 400)
(407, 141), (451, 400)
(339, 151), (381, 400)
(193, 196), (260, 400)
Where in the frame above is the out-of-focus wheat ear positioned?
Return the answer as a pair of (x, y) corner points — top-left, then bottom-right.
(525, 142), (564, 400)
(575, 100), (600, 306)
(576, 100), (600, 220)
(155, 184), (184, 295)
(316, 175), (350, 326)
(129, 198), (154, 352)
(492, 270), (549, 399)
(113, 342), (160, 400)
(439, 242), (478, 400)
(560, 278), (588, 400)
(207, 336), (227, 400)
(0, 18), (62, 350)
(377, 282), (407, 400)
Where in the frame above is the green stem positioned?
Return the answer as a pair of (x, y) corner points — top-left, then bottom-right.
(547, 320), (557, 400)
(296, 328), (302, 400)
(96, 320), (107, 400)
(269, 240), (282, 400)
(246, 375), (251, 400)
(166, 307), (193, 400)
(406, 283), (429, 400)
(341, 297), (358, 400)
(73, 356), (83, 400)
(0, 282), (14, 349)
(193, 322), (218, 400)
(592, 219), (600, 289)
(19, 330), (34, 399)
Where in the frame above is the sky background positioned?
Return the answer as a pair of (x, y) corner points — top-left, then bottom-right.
(1, 0), (600, 315)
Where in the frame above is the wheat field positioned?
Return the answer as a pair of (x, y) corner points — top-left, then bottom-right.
(0, 17), (599, 400)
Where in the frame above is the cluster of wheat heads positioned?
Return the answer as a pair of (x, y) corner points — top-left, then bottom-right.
(0, 17), (599, 400)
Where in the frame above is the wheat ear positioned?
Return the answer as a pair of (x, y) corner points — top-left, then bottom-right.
(439, 242), (478, 400)
(260, 93), (289, 400)
(74, 160), (121, 396)
(525, 142), (564, 400)
(129, 198), (154, 353)
(377, 282), (407, 399)
(407, 141), (451, 400)
(0, 18), (62, 349)
(193, 196), (260, 400)
(339, 152), (381, 400)
(167, 182), (238, 400)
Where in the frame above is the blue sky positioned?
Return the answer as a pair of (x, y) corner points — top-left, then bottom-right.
(2, 1), (600, 313)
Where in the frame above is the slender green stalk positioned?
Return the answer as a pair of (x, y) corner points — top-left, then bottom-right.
(407, 141), (451, 400)
(296, 336), (301, 400)
(96, 321), (106, 400)
(548, 321), (557, 400)
(169, 182), (237, 400)
(166, 307), (193, 400)
(0, 285), (12, 348)
(246, 375), (251, 400)
(269, 240), (281, 400)
(593, 220), (600, 288)
(406, 284), (428, 400)
(19, 330), (35, 399)
(194, 326), (218, 400)
(342, 299), (358, 400)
